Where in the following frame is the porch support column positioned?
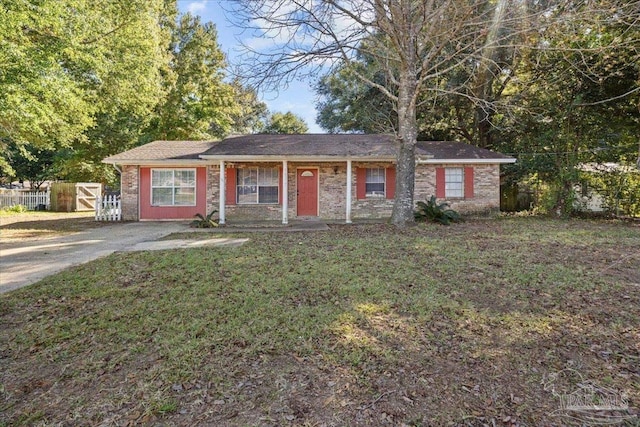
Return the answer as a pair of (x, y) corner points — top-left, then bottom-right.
(346, 160), (352, 223)
(282, 160), (288, 225)
(219, 160), (226, 225)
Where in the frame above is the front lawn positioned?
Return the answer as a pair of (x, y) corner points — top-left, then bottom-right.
(1, 218), (638, 426)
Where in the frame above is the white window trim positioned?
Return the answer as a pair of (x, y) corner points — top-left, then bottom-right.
(365, 167), (386, 198)
(444, 167), (464, 199)
(150, 168), (197, 206)
(236, 167), (280, 205)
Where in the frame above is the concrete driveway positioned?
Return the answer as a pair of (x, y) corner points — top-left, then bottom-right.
(0, 221), (191, 294)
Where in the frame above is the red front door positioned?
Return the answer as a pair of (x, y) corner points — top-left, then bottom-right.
(297, 169), (318, 216)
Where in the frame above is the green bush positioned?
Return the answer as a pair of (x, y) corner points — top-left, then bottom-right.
(580, 167), (640, 217)
(414, 196), (461, 225)
(190, 210), (219, 228)
(1, 204), (29, 213)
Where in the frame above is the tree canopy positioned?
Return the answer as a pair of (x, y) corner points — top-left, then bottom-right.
(311, 0), (640, 215)
(262, 111), (309, 134)
(230, 0), (640, 224)
(1, 2), (264, 186)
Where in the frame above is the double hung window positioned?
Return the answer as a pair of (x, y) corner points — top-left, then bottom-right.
(151, 169), (196, 206)
(365, 168), (385, 197)
(237, 167), (279, 204)
(445, 168), (464, 198)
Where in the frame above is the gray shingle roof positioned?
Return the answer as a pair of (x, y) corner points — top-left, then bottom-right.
(103, 135), (515, 163)
(416, 141), (513, 160)
(103, 140), (216, 163)
(200, 134), (397, 157)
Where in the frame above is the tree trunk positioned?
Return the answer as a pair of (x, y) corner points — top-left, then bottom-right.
(391, 71), (418, 226)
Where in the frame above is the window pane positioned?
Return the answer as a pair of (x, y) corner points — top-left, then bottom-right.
(366, 168), (385, 183)
(174, 170), (195, 187)
(366, 168), (385, 195)
(152, 170), (173, 187)
(238, 168), (257, 186)
(445, 168), (463, 181)
(445, 168), (464, 197)
(174, 187), (195, 205)
(237, 185), (257, 204)
(259, 168), (279, 186)
(259, 186), (278, 203)
(366, 183), (385, 195)
(152, 188), (173, 205)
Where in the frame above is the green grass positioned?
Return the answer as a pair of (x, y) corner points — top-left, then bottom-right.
(1, 217), (639, 426)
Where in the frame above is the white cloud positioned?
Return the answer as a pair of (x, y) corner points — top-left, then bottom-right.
(187, 1), (207, 14)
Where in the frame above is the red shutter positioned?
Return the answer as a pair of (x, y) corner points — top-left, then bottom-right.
(385, 167), (396, 199)
(278, 167), (283, 205)
(225, 167), (236, 205)
(356, 167), (367, 200)
(435, 167), (446, 198)
(464, 167), (474, 198)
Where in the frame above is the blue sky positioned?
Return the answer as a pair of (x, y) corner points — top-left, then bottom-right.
(178, 0), (324, 133)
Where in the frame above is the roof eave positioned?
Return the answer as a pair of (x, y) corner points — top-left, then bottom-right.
(102, 159), (209, 166)
(417, 158), (516, 164)
(199, 155), (398, 162)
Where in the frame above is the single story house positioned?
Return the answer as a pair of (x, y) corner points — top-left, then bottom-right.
(102, 134), (516, 223)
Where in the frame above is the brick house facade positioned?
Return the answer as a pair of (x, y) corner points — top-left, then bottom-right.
(104, 135), (515, 223)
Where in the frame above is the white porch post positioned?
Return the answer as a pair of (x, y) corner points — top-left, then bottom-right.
(219, 160), (226, 225)
(346, 160), (352, 223)
(282, 160), (288, 225)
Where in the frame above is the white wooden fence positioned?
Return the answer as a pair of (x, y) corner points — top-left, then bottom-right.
(0, 190), (50, 210)
(95, 195), (121, 221)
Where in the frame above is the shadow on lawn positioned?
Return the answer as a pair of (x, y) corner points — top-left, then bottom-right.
(1, 220), (638, 426)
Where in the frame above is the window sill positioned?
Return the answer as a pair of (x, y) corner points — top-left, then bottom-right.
(234, 203), (281, 206)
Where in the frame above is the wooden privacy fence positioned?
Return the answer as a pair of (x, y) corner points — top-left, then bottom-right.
(95, 195), (121, 221)
(0, 190), (50, 210)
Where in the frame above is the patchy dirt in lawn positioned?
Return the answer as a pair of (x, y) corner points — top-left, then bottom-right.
(0, 211), (110, 241)
(1, 218), (639, 426)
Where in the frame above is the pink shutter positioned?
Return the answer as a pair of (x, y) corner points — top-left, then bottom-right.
(226, 167), (236, 205)
(356, 167), (367, 200)
(385, 167), (396, 199)
(464, 167), (474, 198)
(435, 167), (446, 198)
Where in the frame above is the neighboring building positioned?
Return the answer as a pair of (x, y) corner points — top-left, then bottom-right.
(575, 162), (640, 215)
(102, 134), (516, 223)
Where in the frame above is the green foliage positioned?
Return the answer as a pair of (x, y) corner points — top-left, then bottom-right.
(228, 79), (269, 134)
(315, 62), (396, 134)
(262, 111), (309, 134)
(414, 196), (461, 225)
(149, 13), (237, 141)
(580, 166), (640, 217)
(1, 3), (254, 183)
(0, 0), (176, 182)
(313, 2), (640, 216)
(1, 204), (29, 214)
(190, 210), (219, 228)
(3, 140), (60, 190)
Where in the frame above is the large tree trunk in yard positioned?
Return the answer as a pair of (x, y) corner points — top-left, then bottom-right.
(391, 72), (418, 227)
(392, 138), (416, 226)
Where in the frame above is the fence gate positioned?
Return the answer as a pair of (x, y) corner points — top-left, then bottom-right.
(76, 183), (101, 211)
(50, 182), (102, 212)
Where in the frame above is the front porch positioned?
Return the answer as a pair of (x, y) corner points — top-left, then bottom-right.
(215, 160), (395, 225)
